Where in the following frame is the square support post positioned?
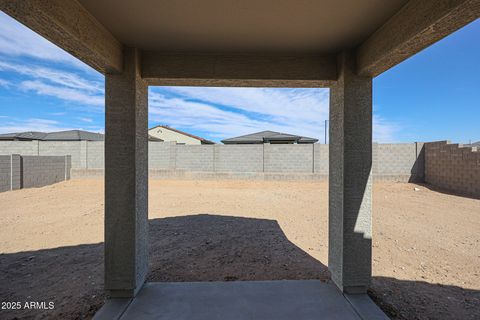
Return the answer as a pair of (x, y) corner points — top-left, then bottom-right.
(104, 47), (148, 298)
(328, 51), (372, 294)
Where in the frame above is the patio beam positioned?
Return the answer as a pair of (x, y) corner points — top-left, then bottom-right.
(357, 0), (480, 77)
(0, 0), (123, 73)
(141, 52), (337, 87)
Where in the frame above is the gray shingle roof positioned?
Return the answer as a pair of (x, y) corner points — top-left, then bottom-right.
(0, 130), (167, 141)
(0, 131), (48, 140)
(43, 130), (104, 141)
(222, 130), (318, 144)
(0, 130), (104, 141)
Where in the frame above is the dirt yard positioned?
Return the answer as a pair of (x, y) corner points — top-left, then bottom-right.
(0, 179), (479, 320)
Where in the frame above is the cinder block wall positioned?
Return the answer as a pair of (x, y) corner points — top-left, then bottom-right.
(38, 141), (86, 168)
(313, 144), (329, 174)
(0, 155), (21, 192)
(0, 141), (90, 169)
(373, 142), (424, 182)
(1, 141), (425, 181)
(214, 145), (263, 172)
(0, 155), (70, 192)
(264, 144), (314, 173)
(0, 155), (12, 192)
(425, 141), (480, 198)
(21, 155), (71, 189)
(0, 141), (39, 155)
(87, 141), (104, 169)
(175, 145), (214, 171)
(149, 141), (175, 169)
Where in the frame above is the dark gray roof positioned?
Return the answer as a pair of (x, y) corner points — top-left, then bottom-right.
(0, 131), (48, 140)
(222, 130), (318, 144)
(0, 130), (166, 141)
(0, 130), (104, 141)
(43, 130), (104, 141)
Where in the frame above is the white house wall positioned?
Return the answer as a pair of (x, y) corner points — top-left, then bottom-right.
(148, 127), (202, 145)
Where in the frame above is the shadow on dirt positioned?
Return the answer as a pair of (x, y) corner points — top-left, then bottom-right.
(1, 214), (478, 319)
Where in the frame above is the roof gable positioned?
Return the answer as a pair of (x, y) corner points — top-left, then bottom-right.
(149, 125), (214, 144)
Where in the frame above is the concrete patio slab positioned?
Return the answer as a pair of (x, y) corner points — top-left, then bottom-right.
(345, 293), (390, 320)
(93, 298), (132, 320)
(94, 280), (388, 320)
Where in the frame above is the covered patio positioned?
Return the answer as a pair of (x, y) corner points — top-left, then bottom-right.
(1, 0), (477, 319)
(94, 280), (382, 320)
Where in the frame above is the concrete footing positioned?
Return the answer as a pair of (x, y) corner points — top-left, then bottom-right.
(71, 168), (416, 183)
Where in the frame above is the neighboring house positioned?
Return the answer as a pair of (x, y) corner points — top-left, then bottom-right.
(467, 141), (480, 147)
(148, 125), (214, 145)
(463, 141), (479, 148)
(222, 130), (318, 144)
(0, 130), (162, 142)
(0, 130), (104, 141)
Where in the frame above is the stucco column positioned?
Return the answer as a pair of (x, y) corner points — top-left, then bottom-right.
(328, 51), (372, 294)
(104, 47), (148, 298)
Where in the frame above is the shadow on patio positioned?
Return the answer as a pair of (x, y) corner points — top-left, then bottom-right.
(0, 214), (478, 319)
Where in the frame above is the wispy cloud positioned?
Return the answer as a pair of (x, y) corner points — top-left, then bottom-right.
(20, 80), (104, 107)
(168, 87), (329, 125)
(373, 115), (399, 143)
(150, 87), (399, 142)
(0, 78), (10, 88)
(0, 12), (104, 112)
(0, 59), (104, 109)
(0, 118), (76, 133)
(150, 87), (330, 140)
(78, 117), (94, 123)
(0, 11), (90, 70)
(0, 61), (102, 93)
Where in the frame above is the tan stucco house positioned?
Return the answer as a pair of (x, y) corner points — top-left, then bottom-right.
(148, 125), (214, 145)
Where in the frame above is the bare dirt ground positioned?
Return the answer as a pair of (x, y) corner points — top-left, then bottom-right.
(0, 179), (479, 320)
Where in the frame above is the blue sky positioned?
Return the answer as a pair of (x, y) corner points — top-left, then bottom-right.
(0, 11), (478, 143)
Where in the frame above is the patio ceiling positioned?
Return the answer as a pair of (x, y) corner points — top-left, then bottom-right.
(0, 0), (478, 83)
(77, 0), (407, 54)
